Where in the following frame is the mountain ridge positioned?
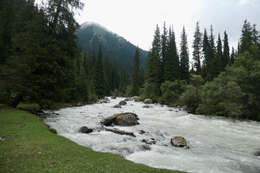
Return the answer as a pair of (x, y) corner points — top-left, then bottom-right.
(76, 22), (148, 71)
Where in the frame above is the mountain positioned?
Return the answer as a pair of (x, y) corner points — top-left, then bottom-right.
(76, 22), (148, 71)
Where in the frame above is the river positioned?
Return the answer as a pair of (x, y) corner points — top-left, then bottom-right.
(44, 97), (260, 173)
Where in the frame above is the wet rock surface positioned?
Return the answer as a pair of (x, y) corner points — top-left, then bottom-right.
(101, 112), (139, 126)
(79, 126), (93, 134)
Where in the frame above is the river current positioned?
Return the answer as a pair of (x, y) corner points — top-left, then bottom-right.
(44, 97), (260, 173)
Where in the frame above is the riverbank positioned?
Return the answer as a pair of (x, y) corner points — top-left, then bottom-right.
(0, 106), (183, 173)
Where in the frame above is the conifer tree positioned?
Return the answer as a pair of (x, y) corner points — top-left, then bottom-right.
(223, 31), (230, 68)
(192, 22), (202, 74)
(160, 22), (168, 83)
(164, 27), (179, 81)
(144, 25), (161, 99)
(179, 27), (190, 81)
(216, 34), (223, 73)
(240, 20), (253, 53)
(131, 47), (140, 96)
(230, 47), (235, 65)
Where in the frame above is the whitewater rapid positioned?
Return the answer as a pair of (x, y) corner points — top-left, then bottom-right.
(44, 97), (260, 173)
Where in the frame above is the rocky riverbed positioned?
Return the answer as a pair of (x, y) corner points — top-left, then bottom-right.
(44, 97), (260, 173)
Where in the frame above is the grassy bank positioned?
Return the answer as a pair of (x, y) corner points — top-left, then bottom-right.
(0, 107), (183, 173)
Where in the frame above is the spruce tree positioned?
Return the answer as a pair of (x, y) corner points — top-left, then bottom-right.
(131, 47), (140, 96)
(144, 25), (161, 99)
(160, 22), (168, 83)
(179, 27), (190, 81)
(223, 31), (230, 68)
(240, 20), (253, 53)
(192, 22), (202, 74)
(216, 34), (223, 73)
(230, 47), (235, 65)
(164, 26), (179, 81)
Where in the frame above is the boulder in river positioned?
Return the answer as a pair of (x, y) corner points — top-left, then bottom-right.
(124, 98), (132, 102)
(144, 99), (153, 104)
(98, 97), (110, 104)
(255, 151), (260, 156)
(111, 96), (117, 99)
(119, 100), (127, 105)
(101, 112), (139, 126)
(171, 136), (188, 148)
(143, 105), (151, 108)
(113, 104), (122, 108)
(132, 96), (141, 102)
(141, 138), (156, 145)
(79, 126), (93, 134)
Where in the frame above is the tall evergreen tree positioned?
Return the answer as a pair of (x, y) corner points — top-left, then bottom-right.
(239, 20), (253, 53)
(179, 27), (190, 81)
(143, 25), (161, 99)
(192, 22), (202, 74)
(216, 34), (223, 73)
(160, 22), (168, 83)
(164, 27), (179, 81)
(223, 31), (230, 67)
(230, 47), (235, 65)
(131, 47), (140, 96)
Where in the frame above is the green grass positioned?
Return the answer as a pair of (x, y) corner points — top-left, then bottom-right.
(0, 108), (184, 173)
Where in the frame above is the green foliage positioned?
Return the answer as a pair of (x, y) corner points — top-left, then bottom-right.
(159, 80), (186, 105)
(197, 74), (244, 118)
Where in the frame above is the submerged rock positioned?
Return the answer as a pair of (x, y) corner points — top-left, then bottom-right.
(171, 136), (188, 148)
(141, 138), (156, 145)
(119, 101), (127, 105)
(79, 126), (93, 134)
(255, 151), (260, 156)
(124, 98), (132, 102)
(98, 98), (110, 104)
(111, 96), (117, 99)
(113, 104), (122, 108)
(144, 99), (153, 104)
(143, 105), (151, 108)
(101, 112), (139, 126)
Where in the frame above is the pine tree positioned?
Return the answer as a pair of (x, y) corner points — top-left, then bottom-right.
(131, 47), (140, 96)
(179, 27), (190, 81)
(216, 34), (223, 73)
(192, 22), (202, 74)
(240, 20), (253, 53)
(143, 25), (161, 99)
(223, 31), (230, 68)
(202, 29), (210, 80)
(164, 26), (179, 81)
(160, 22), (168, 83)
(230, 47), (235, 65)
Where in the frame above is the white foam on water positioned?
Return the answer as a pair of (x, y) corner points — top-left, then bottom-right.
(44, 97), (260, 173)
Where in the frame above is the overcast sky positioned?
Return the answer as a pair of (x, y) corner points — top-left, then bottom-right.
(75, 0), (260, 51)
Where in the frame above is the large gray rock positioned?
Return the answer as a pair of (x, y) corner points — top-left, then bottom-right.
(171, 136), (188, 148)
(113, 104), (122, 108)
(255, 151), (260, 156)
(144, 99), (153, 104)
(119, 100), (127, 105)
(132, 96), (141, 102)
(79, 126), (93, 134)
(101, 113), (139, 126)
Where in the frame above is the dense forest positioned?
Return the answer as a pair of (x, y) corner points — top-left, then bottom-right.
(140, 21), (260, 121)
(0, 0), (259, 121)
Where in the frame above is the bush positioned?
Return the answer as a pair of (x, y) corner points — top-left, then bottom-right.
(179, 85), (200, 113)
(159, 80), (186, 105)
(196, 73), (245, 118)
